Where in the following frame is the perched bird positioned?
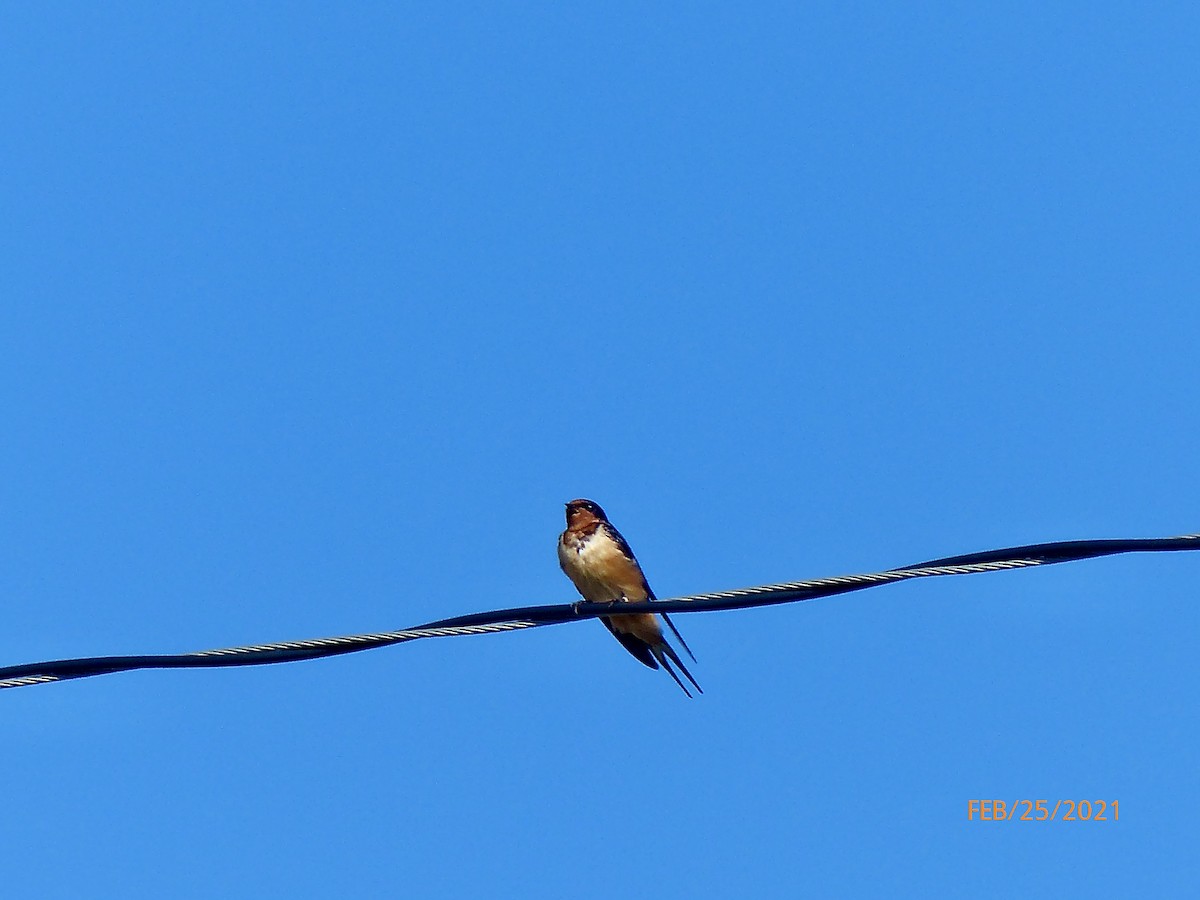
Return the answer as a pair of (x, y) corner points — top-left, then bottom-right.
(558, 498), (701, 696)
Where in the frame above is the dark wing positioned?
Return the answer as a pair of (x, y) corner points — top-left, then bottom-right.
(600, 522), (652, 591)
(600, 617), (659, 670)
(602, 522), (697, 663)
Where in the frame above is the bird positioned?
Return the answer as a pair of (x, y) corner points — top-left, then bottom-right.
(558, 498), (701, 696)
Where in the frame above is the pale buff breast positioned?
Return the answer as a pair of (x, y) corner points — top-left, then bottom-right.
(559, 529), (663, 644)
(558, 529), (651, 603)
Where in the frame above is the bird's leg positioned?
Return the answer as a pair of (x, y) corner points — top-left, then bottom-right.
(572, 598), (619, 616)
(573, 595), (624, 619)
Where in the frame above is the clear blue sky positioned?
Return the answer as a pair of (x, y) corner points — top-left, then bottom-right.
(4, 3), (1197, 897)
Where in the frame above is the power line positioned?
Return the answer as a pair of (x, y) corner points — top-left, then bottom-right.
(2, 532), (1197, 690)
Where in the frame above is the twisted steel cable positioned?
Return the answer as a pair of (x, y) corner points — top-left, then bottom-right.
(2, 532), (1196, 690)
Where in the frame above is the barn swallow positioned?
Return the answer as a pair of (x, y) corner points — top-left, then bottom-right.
(558, 498), (701, 696)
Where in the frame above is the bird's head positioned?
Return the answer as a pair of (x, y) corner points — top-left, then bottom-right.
(565, 498), (608, 527)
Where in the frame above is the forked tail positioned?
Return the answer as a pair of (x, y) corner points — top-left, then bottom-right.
(651, 642), (703, 698)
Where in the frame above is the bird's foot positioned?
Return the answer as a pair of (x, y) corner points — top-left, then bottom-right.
(572, 598), (619, 615)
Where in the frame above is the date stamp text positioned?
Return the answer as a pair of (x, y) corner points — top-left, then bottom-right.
(967, 800), (1119, 822)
